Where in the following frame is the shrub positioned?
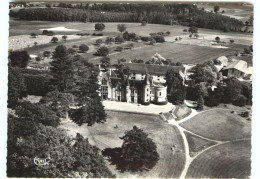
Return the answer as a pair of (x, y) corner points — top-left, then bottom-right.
(213, 59), (222, 65)
(79, 44), (89, 53)
(62, 35), (67, 41)
(43, 51), (51, 57)
(140, 36), (151, 42)
(72, 45), (78, 48)
(153, 35), (165, 43)
(115, 36), (125, 44)
(50, 37), (58, 43)
(117, 24), (127, 33)
(244, 48), (251, 54)
(67, 48), (76, 54)
(95, 39), (103, 45)
(35, 55), (43, 61)
(215, 36), (220, 43)
(95, 23), (105, 31)
(47, 31), (54, 36)
(141, 21), (147, 26)
(166, 31), (171, 35)
(183, 29), (188, 32)
(92, 33), (103, 36)
(30, 33), (37, 38)
(95, 46), (109, 56)
(240, 111), (249, 118)
(115, 47), (123, 52)
(42, 30), (49, 35)
(232, 95), (247, 107)
(105, 37), (115, 44)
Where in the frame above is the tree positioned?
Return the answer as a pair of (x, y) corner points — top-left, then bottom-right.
(40, 90), (74, 119)
(249, 45), (253, 52)
(51, 37), (58, 43)
(166, 31), (171, 35)
(232, 95), (247, 107)
(42, 30), (49, 35)
(95, 39), (103, 45)
(100, 57), (110, 69)
(70, 98), (106, 126)
(34, 42), (38, 46)
(15, 101), (60, 127)
(95, 23), (105, 31)
(230, 39), (234, 43)
(153, 35), (165, 43)
(214, 6), (220, 13)
(190, 65), (217, 85)
(9, 51), (30, 68)
(50, 45), (74, 92)
(188, 26), (198, 35)
(8, 67), (27, 108)
(30, 33), (37, 38)
(225, 77), (242, 103)
(215, 36), (220, 43)
(95, 46), (109, 56)
(105, 37), (115, 44)
(166, 70), (185, 105)
(43, 51), (51, 57)
(62, 35), (68, 41)
(79, 44), (89, 53)
(117, 24), (127, 33)
(197, 95), (204, 110)
(244, 48), (251, 54)
(102, 126), (159, 172)
(115, 35), (125, 44)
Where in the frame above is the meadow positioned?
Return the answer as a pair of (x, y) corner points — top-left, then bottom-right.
(180, 109), (251, 141)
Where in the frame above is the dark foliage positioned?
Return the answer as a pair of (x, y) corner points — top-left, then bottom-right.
(10, 3), (244, 32)
(166, 70), (185, 105)
(7, 116), (114, 178)
(70, 97), (106, 126)
(153, 35), (165, 43)
(117, 24), (127, 33)
(232, 95), (247, 107)
(9, 51), (30, 68)
(79, 44), (89, 53)
(15, 101), (60, 127)
(95, 23), (105, 31)
(94, 46), (109, 56)
(8, 67), (27, 108)
(50, 45), (74, 92)
(102, 126), (159, 172)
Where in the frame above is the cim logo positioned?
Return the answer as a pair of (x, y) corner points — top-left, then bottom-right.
(34, 156), (51, 166)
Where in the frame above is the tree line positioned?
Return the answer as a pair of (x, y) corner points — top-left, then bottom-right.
(10, 3), (244, 32)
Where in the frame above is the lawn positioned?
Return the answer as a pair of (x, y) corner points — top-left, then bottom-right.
(59, 110), (186, 178)
(106, 42), (240, 65)
(180, 109), (251, 141)
(186, 140), (251, 178)
(184, 131), (217, 157)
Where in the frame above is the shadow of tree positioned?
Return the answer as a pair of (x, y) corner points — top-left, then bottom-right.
(102, 147), (156, 173)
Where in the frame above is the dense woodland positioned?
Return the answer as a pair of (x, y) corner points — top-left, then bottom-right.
(10, 3), (245, 32)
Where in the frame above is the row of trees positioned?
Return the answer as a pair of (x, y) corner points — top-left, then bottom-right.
(10, 3), (245, 32)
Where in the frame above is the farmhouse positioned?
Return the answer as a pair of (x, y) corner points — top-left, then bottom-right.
(221, 60), (252, 79)
(98, 63), (185, 105)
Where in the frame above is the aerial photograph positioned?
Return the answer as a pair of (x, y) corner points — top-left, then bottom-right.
(7, 0), (253, 178)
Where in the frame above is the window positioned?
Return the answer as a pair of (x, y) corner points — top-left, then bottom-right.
(150, 91), (151, 94)
(159, 92), (161, 96)
(147, 94), (149, 96)
(147, 88), (149, 91)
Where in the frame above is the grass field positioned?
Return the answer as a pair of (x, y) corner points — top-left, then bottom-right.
(106, 42), (240, 65)
(186, 140), (251, 178)
(184, 131), (217, 157)
(180, 109), (251, 141)
(60, 110), (186, 178)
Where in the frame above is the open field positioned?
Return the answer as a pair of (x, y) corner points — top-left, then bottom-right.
(186, 140), (251, 178)
(180, 109), (251, 141)
(60, 110), (185, 178)
(10, 20), (252, 65)
(106, 42), (240, 65)
(184, 131), (217, 157)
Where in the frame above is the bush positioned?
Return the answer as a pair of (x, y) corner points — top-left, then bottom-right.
(95, 46), (109, 56)
(95, 39), (103, 45)
(140, 36), (151, 42)
(50, 37), (58, 43)
(240, 111), (249, 118)
(141, 21), (147, 26)
(232, 95), (247, 107)
(92, 33), (103, 36)
(47, 31), (54, 36)
(115, 47), (123, 52)
(79, 44), (89, 53)
(72, 45), (78, 48)
(43, 51), (51, 57)
(67, 48), (76, 54)
(30, 33), (37, 38)
(230, 39), (234, 43)
(183, 29), (188, 32)
(42, 30), (49, 35)
(215, 36), (220, 43)
(213, 59), (222, 65)
(95, 23), (105, 31)
(105, 37), (115, 44)
(153, 35), (165, 43)
(115, 36), (125, 44)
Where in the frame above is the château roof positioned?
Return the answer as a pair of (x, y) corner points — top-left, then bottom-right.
(122, 63), (185, 75)
(222, 60), (248, 73)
